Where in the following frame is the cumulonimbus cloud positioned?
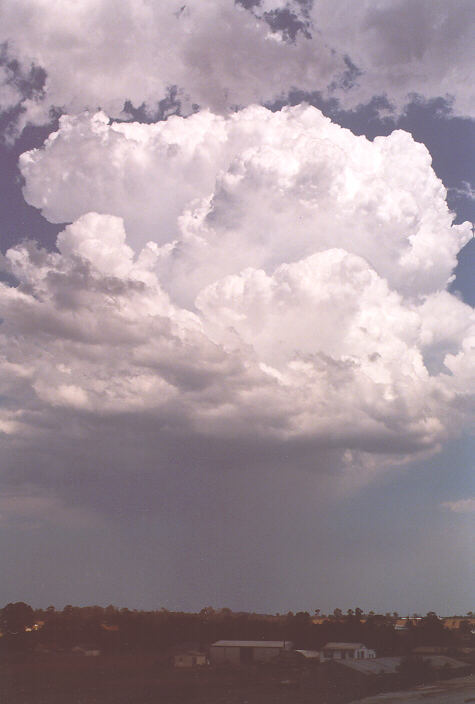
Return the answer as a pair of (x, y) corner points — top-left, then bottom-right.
(1, 105), (473, 486)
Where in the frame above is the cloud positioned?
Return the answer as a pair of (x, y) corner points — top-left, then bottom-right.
(304, 0), (474, 116)
(1, 109), (474, 493)
(0, 0), (340, 128)
(441, 498), (475, 514)
(448, 182), (475, 202)
(0, 102), (473, 532)
(0, 0), (472, 133)
(20, 106), (471, 301)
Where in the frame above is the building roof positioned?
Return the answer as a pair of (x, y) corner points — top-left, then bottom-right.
(323, 642), (366, 650)
(211, 640), (287, 648)
(423, 655), (469, 670)
(333, 655), (468, 677)
(333, 657), (401, 675)
(412, 645), (448, 654)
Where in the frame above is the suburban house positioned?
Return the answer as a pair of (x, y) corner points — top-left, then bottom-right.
(443, 617), (475, 632)
(210, 640), (292, 665)
(321, 642), (376, 661)
(173, 651), (207, 668)
(394, 617), (422, 630)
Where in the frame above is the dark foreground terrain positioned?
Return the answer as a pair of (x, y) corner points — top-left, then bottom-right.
(350, 674), (475, 703)
(2, 654), (474, 704)
(0, 654), (325, 704)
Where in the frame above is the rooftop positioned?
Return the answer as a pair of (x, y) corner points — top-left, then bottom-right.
(211, 640), (288, 648)
(323, 642), (366, 650)
(333, 655), (469, 676)
(334, 656), (401, 675)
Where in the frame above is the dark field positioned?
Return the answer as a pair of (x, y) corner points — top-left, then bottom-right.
(0, 654), (321, 704)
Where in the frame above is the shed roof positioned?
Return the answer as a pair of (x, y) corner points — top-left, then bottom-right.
(423, 655), (468, 669)
(296, 649), (320, 659)
(323, 642), (366, 650)
(211, 640), (287, 648)
(334, 657), (401, 675)
(333, 655), (468, 676)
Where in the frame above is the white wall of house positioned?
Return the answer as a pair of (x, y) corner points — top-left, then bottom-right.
(321, 644), (376, 661)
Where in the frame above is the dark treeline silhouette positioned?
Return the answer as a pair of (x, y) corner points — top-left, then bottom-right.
(0, 602), (468, 656)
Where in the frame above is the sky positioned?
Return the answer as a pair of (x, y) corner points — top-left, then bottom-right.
(0, 0), (473, 616)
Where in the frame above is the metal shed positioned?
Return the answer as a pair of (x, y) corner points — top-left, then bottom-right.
(210, 640), (292, 665)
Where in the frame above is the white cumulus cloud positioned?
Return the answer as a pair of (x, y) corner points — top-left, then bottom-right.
(20, 106), (471, 301)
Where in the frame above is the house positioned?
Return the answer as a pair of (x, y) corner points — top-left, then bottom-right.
(321, 642), (376, 661)
(312, 616), (331, 625)
(210, 640), (292, 665)
(25, 621), (44, 632)
(394, 617), (422, 630)
(173, 651), (207, 668)
(443, 617), (475, 631)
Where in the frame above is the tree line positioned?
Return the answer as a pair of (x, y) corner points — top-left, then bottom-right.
(0, 602), (470, 655)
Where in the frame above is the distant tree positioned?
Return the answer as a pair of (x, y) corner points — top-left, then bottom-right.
(355, 607), (363, 619)
(333, 608), (342, 618)
(199, 606), (215, 619)
(288, 612), (312, 648)
(0, 602), (35, 634)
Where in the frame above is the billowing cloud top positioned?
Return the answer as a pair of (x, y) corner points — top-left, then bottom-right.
(19, 107), (470, 300)
(1, 105), (473, 487)
(0, 0), (473, 130)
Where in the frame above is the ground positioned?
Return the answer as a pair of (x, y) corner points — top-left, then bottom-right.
(0, 653), (321, 704)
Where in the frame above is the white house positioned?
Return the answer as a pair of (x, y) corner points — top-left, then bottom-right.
(321, 642), (376, 661)
(210, 640), (292, 665)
